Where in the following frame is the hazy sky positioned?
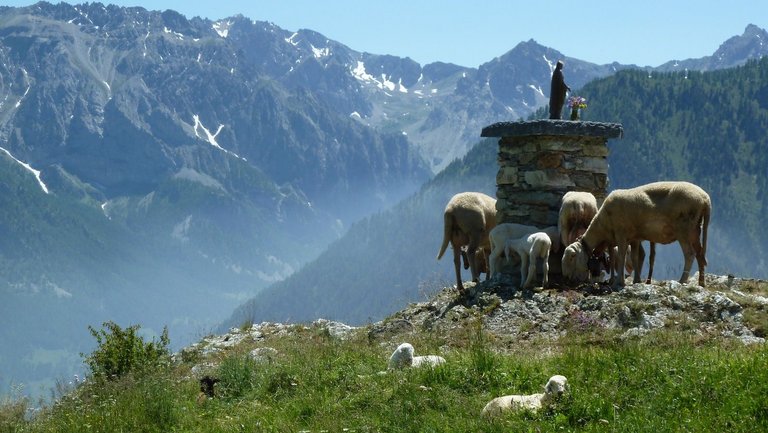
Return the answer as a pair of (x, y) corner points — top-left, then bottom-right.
(6, 1), (767, 68)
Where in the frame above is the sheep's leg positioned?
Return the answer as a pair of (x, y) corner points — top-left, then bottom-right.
(678, 239), (695, 284)
(483, 249), (492, 281)
(452, 245), (464, 292)
(607, 247), (617, 284)
(542, 253), (550, 287)
(630, 240), (644, 284)
(468, 236), (482, 283)
(519, 252), (529, 288)
(524, 254), (537, 288)
(613, 241), (629, 289)
(646, 242), (656, 284)
(488, 242), (500, 277)
(690, 227), (707, 287)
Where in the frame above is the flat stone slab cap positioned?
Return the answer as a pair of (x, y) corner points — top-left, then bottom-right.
(481, 119), (623, 139)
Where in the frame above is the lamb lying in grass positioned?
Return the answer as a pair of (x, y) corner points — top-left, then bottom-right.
(387, 343), (446, 369)
(481, 375), (569, 418)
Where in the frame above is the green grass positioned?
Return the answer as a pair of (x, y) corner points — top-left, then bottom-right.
(4, 327), (768, 432)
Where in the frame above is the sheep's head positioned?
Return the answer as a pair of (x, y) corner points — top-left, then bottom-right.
(562, 241), (590, 282)
(544, 375), (569, 397)
(388, 343), (415, 369)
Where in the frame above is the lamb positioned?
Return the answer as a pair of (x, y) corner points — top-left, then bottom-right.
(481, 375), (569, 418)
(487, 222), (539, 277)
(558, 191), (598, 248)
(562, 181), (710, 288)
(504, 232), (552, 288)
(437, 192), (497, 292)
(387, 343), (446, 370)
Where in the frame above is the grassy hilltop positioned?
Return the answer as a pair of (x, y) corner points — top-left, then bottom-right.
(3, 276), (768, 432)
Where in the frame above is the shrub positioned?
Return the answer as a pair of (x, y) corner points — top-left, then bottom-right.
(0, 392), (28, 432)
(217, 354), (259, 399)
(82, 321), (170, 380)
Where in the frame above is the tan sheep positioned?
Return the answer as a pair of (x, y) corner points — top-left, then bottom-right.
(481, 375), (569, 418)
(562, 181), (710, 288)
(437, 192), (497, 292)
(487, 222), (539, 277)
(558, 191), (598, 249)
(504, 232), (552, 288)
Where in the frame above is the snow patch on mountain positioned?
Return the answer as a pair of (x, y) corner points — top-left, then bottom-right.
(350, 61), (409, 93)
(285, 32), (299, 46)
(212, 20), (231, 38)
(163, 27), (184, 40)
(0, 146), (49, 194)
(311, 44), (330, 59)
(192, 115), (246, 161)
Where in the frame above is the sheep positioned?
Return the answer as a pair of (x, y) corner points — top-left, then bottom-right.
(481, 375), (569, 418)
(558, 191), (598, 248)
(437, 192), (497, 292)
(387, 343), (446, 370)
(562, 181), (710, 288)
(504, 232), (552, 288)
(487, 222), (540, 277)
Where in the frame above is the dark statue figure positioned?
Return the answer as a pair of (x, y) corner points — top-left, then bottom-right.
(549, 60), (571, 119)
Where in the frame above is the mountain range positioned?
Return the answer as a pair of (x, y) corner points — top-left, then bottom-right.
(0, 1), (766, 398)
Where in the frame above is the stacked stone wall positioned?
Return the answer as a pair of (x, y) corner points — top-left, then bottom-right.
(481, 120), (623, 229)
(495, 134), (609, 227)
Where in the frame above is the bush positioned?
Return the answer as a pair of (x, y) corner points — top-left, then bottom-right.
(82, 321), (170, 380)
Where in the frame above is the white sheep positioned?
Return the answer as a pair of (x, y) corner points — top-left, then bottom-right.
(487, 222), (539, 277)
(504, 232), (552, 288)
(387, 343), (446, 370)
(481, 375), (569, 418)
(558, 191), (598, 248)
(562, 181), (710, 288)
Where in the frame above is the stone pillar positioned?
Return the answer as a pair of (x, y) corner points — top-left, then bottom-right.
(481, 119), (623, 228)
(480, 119), (623, 283)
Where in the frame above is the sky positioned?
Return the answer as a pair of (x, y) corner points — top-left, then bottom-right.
(4, 1), (767, 68)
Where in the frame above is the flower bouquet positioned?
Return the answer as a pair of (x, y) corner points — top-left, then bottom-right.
(567, 96), (587, 120)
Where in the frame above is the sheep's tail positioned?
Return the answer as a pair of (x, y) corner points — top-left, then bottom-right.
(437, 212), (453, 260)
(701, 201), (710, 266)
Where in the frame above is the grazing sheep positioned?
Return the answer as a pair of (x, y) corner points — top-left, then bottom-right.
(481, 375), (569, 418)
(558, 191), (598, 248)
(437, 192), (497, 292)
(562, 181), (710, 288)
(487, 222), (540, 277)
(388, 343), (446, 370)
(504, 232), (552, 288)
